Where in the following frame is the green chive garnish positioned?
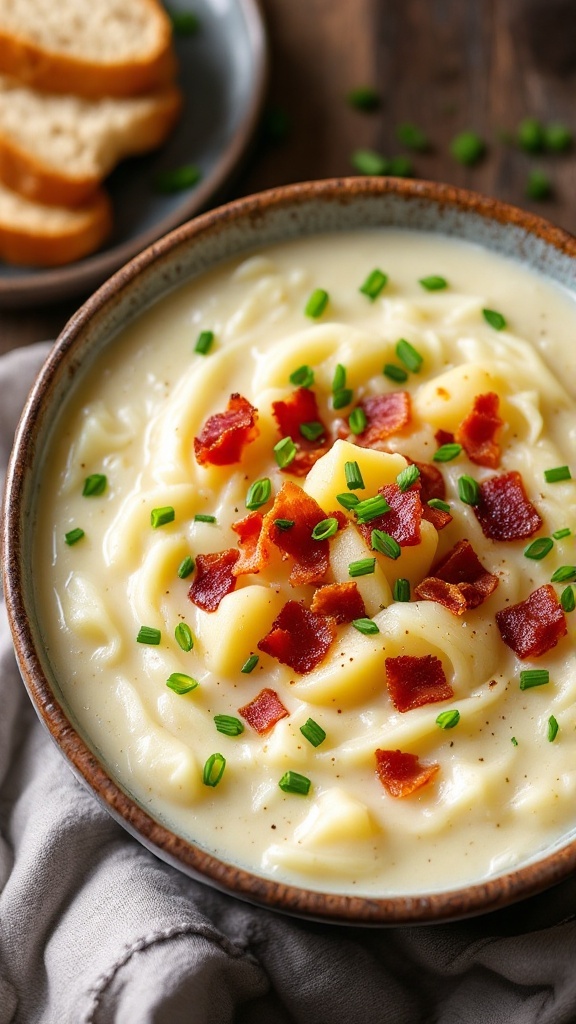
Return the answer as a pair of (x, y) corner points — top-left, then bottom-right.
(345, 460), (365, 490)
(246, 478), (272, 510)
(519, 669), (550, 690)
(458, 475), (481, 505)
(544, 123), (572, 152)
(347, 86), (380, 112)
(151, 505), (175, 528)
(349, 407), (367, 435)
(450, 131), (485, 165)
(388, 156), (414, 178)
(396, 122), (429, 151)
(65, 527), (85, 545)
(419, 275), (448, 291)
(273, 518), (295, 530)
(553, 528), (571, 540)
(137, 626), (161, 645)
(195, 330), (214, 355)
(332, 364), (346, 391)
(517, 117), (544, 152)
(561, 586), (575, 613)
(360, 269), (388, 301)
(348, 557), (376, 577)
(311, 517), (339, 540)
(274, 436), (297, 469)
(511, 736), (519, 747)
(177, 555), (195, 579)
(545, 466), (571, 483)
(82, 473), (107, 496)
(300, 421), (325, 442)
(332, 388), (353, 409)
(300, 718), (326, 747)
(203, 753), (226, 787)
(167, 9), (199, 35)
(214, 715), (244, 737)
(289, 364), (314, 388)
(336, 492), (360, 511)
(436, 709), (460, 730)
(305, 288), (329, 319)
(393, 578), (411, 601)
(482, 308), (507, 331)
(154, 164), (201, 194)
(175, 622), (194, 651)
(354, 494), (390, 523)
(396, 338), (423, 372)
(166, 672), (198, 695)
(428, 498), (451, 513)
(194, 513), (216, 523)
(352, 617), (380, 635)
(278, 770), (311, 795)
(383, 363), (408, 383)
(433, 443), (462, 463)
(350, 148), (389, 175)
(524, 537), (553, 560)
(371, 529), (401, 559)
(550, 565), (576, 583)
(397, 464), (420, 492)
(526, 169), (552, 201)
(241, 654), (259, 674)
(548, 715), (559, 742)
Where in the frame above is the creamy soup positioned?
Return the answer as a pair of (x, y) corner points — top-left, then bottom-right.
(35, 229), (576, 895)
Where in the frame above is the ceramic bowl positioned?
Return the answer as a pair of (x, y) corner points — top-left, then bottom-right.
(4, 177), (576, 926)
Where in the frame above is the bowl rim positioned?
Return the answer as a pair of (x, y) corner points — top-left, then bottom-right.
(5, 175), (576, 926)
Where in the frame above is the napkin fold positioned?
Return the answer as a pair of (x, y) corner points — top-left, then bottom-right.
(1, 343), (576, 1024)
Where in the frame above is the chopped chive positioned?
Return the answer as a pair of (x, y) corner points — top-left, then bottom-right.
(526, 169), (552, 201)
(177, 555), (195, 579)
(354, 494), (390, 523)
(553, 528), (571, 540)
(175, 622), (194, 652)
(82, 473), (107, 497)
(450, 131), (486, 165)
(241, 654), (259, 674)
(544, 122), (572, 152)
(350, 148), (389, 175)
(214, 715), (244, 737)
(311, 517), (339, 540)
(458, 475), (480, 506)
(278, 770), (311, 795)
(548, 715), (559, 742)
(305, 288), (329, 319)
(383, 363), (408, 383)
(65, 527), (85, 546)
(336, 491), (360, 511)
(433, 443), (462, 463)
(482, 308), (507, 331)
(352, 617), (380, 635)
(419, 275), (448, 291)
(300, 421), (325, 442)
(274, 436), (297, 469)
(246, 477), (272, 510)
(524, 537), (554, 560)
(348, 557), (376, 577)
(195, 330), (214, 355)
(167, 9), (199, 34)
(166, 672), (198, 695)
(359, 269), (388, 301)
(393, 578), (411, 601)
(511, 736), (519, 747)
(396, 122), (429, 151)
(396, 338), (423, 372)
(436, 709), (460, 730)
(194, 513), (216, 523)
(136, 626), (161, 645)
(203, 753), (226, 787)
(544, 465), (571, 483)
(550, 565), (576, 583)
(332, 388), (353, 409)
(561, 586), (575, 612)
(347, 85), (380, 112)
(519, 669), (550, 690)
(349, 407), (368, 435)
(274, 518), (295, 530)
(371, 529), (401, 559)
(332, 363), (346, 391)
(289, 364), (314, 387)
(151, 505), (175, 528)
(397, 464), (420, 492)
(345, 460), (365, 490)
(154, 163), (201, 194)
(517, 117), (545, 153)
(428, 498), (451, 513)
(300, 718), (326, 747)
(388, 155), (414, 178)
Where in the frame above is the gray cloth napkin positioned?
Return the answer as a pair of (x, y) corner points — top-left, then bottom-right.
(2, 343), (576, 1024)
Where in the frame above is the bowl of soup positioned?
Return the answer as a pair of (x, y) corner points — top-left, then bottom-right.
(4, 177), (576, 924)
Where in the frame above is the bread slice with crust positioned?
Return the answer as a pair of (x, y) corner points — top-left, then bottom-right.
(0, 76), (183, 207)
(0, 0), (176, 98)
(0, 181), (112, 266)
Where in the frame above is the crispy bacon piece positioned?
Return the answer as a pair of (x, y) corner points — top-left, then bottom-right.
(257, 600), (337, 674)
(456, 392), (503, 469)
(414, 539), (499, 615)
(435, 429), (455, 447)
(272, 387), (329, 476)
(351, 392), (411, 449)
(495, 584), (567, 659)
(310, 582), (366, 624)
(231, 511), (268, 576)
(238, 688), (289, 734)
(357, 482), (423, 549)
(375, 749), (440, 798)
(188, 549), (239, 612)
(264, 481), (337, 586)
(385, 654), (453, 712)
(413, 459), (453, 531)
(194, 393), (259, 466)
(473, 471), (542, 541)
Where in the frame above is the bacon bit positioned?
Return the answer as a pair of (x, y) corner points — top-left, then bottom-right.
(414, 539), (499, 614)
(188, 549), (239, 611)
(272, 387), (329, 476)
(194, 393), (259, 467)
(385, 654), (453, 712)
(263, 481), (338, 586)
(435, 429), (455, 447)
(231, 511), (267, 576)
(423, 504), (453, 531)
(257, 600), (337, 673)
(375, 749), (440, 798)
(310, 582), (366, 623)
(456, 392), (503, 468)
(351, 392), (411, 449)
(412, 459), (453, 531)
(357, 482), (423, 549)
(496, 584), (567, 659)
(238, 688), (289, 734)
(473, 471), (542, 541)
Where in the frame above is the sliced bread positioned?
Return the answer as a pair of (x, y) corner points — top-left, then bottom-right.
(0, 0), (176, 98)
(0, 76), (183, 207)
(0, 181), (112, 266)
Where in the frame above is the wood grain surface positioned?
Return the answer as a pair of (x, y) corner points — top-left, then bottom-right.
(1, 0), (575, 352)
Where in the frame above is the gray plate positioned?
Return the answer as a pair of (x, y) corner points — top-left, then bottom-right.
(0, 0), (267, 308)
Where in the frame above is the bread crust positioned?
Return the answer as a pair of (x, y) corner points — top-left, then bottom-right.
(0, 187), (112, 266)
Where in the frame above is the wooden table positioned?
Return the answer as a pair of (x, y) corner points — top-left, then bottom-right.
(2, 0), (575, 352)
